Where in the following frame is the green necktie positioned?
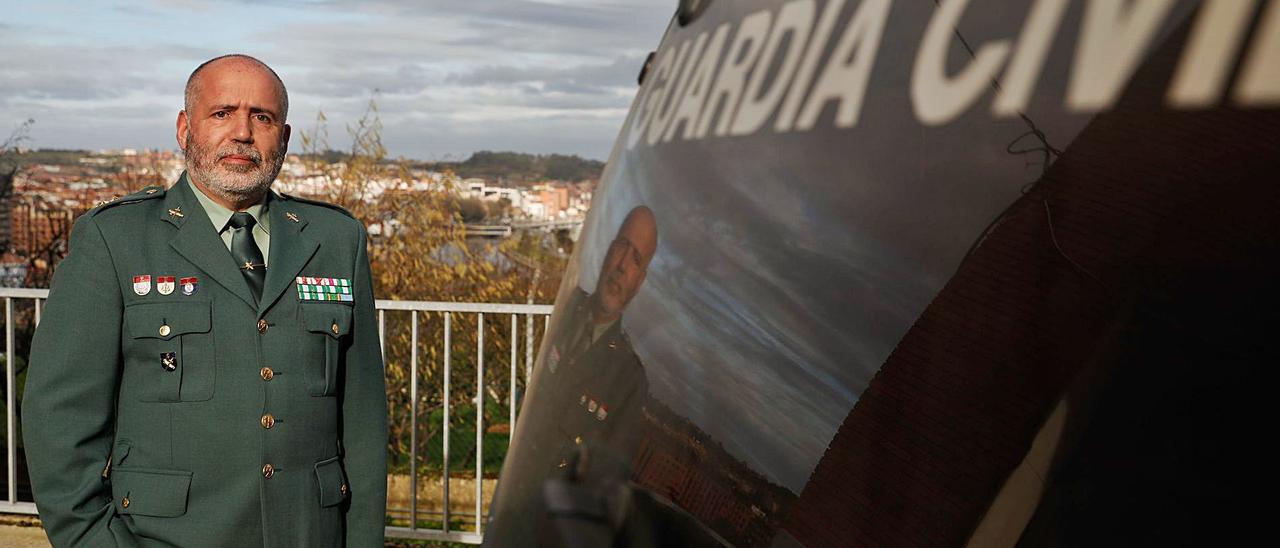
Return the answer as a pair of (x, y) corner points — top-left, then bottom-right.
(229, 212), (266, 303)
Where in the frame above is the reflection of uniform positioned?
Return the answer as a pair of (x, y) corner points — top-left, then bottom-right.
(544, 288), (650, 470)
(22, 173), (387, 547)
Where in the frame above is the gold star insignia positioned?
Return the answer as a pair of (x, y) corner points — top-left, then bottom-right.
(145, 188), (159, 194)
(168, 207), (184, 218)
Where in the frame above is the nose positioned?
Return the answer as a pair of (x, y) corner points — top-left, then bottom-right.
(231, 112), (253, 143)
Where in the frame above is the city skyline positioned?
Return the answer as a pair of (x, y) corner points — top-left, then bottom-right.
(1, 0), (673, 161)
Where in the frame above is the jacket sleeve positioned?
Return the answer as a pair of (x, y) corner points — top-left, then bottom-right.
(340, 224), (389, 546)
(22, 215), (137, 547)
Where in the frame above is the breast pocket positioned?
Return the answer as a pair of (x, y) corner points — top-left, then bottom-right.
(124, 301), (214, 402)
(300, 304), (353, 397)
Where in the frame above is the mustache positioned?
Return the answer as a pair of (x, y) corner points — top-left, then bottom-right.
(217, 146), (263, 164)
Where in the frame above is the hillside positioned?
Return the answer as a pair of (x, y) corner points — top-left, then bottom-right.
(428, 151), (605, 184)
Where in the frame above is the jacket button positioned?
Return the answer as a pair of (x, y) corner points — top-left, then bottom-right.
(340, 483), (348, 495)
(574, 436), (583, 445)
(257, 319), (268, 333)
(260, 367), (274, 381)
(330, 322), (339, 335)
(158, 324), (171, 337)
(121, 496), (130, 509)
(260, 414), (275, 429)
(262, 464), (275, 479)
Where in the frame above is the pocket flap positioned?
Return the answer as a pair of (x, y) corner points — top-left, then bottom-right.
(125, 301), (211, 340)
(314, 456), (350, 508)
(112, 468), (192, 518)
(303, 305), (353, 339)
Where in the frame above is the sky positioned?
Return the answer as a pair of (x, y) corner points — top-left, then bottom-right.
(0, 0), (673, 161)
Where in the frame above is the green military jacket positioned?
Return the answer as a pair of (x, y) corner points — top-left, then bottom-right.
(22, 174), (388, 547)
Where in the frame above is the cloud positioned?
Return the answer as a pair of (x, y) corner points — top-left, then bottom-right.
(447, 55), (642, 91)
(0, 0), (671, 159)
(0, 45), (178, 103)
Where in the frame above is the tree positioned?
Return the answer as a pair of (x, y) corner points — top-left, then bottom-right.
(1, 119), (36, 253)
(294, 102), (567, 505)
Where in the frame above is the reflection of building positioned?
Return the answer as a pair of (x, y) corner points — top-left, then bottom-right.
(629, 399), (794, 546)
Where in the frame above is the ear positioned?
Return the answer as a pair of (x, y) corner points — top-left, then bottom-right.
(176, 110), (190, 149)
(281, 123), (292, 153)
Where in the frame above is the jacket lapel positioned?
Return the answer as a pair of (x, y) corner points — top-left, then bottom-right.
(164, 175), (258, 311)
(259, 197), (320, 314)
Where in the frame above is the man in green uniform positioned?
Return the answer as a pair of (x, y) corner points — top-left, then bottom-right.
(21, 54), (387, 547)
(486, 206), (658, 546)
(543, 205), (658, 467)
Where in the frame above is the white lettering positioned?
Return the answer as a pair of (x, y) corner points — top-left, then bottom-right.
(697, 10), (773, 138)
(730, 0), (816, 136)
(664, 24), (732, 143)
(627, 44), (683, 150)
(912, 0), (1012, 125)
(647, 35), (703, 146)
(1168, 0), (1257, 107)
(992, 0), (1070, 116)
(627, 0), (1268, 148)
(1067, 0), (1177, 111)
(791, 0), (892, 131)
(774, 0), (849, 132)
(1235, 0), (1280, 105)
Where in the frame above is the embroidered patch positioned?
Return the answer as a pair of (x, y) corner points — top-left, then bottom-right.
(296, 277), (354, 302)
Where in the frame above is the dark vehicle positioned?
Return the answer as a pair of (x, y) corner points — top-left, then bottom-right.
(488, 0), (1280, 545)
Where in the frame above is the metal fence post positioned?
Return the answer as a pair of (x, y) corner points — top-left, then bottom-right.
(410, 311), (419, 530)
(475, 313), (484, 532)
(5, 297), (15, 505)
(443, 312), (451, 533)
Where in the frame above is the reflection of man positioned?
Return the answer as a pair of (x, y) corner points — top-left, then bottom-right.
(22, 54), (387, 547)
(545, 205), (658, 467)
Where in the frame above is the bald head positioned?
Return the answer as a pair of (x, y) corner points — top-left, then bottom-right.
(617, 205), (658, 267)
(177, 53), (291, 211)
(185, 54), (288, 122)
(593, 205), (659, 323)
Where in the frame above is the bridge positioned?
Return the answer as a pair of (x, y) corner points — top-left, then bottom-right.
(465, 218), (584, 239)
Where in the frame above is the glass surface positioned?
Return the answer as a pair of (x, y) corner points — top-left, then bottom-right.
(488, 1), (1279, 545)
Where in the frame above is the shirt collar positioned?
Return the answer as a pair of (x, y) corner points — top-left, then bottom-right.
(186, 174), (273, 235)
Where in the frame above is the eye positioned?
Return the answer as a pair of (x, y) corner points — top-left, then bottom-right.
(254, 113), (273, 123)
(212, 111), (229, 119)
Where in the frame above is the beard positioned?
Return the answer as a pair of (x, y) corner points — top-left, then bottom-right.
(183, 129), (285, 204)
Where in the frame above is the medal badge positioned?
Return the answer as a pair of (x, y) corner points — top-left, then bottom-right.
(596, 405), (608, 421)
(160, 352), (177, 372)
(156, 276), (176, 295)
(180, 277), (199, 296)
(132, 275), (152, 296)
(295, 276), (354, 302)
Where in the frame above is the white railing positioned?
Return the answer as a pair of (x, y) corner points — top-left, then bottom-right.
(0, 287), (553, 545)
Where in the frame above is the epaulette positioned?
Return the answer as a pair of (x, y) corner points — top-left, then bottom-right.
(279, 193), (355, 218)
(89, 185), (166, 216)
